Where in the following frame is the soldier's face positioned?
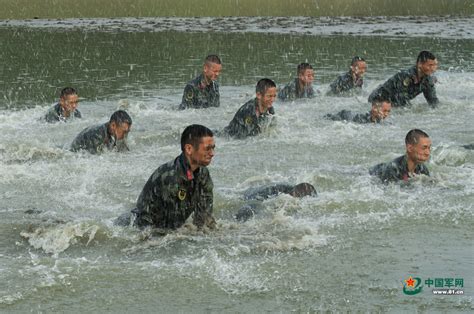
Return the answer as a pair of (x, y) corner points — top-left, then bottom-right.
(352, 61), (367, 78)
(203, 62), (222, 82)
(371, 101), (391, 120)
(188, 136), (215, 167)
(418, 59), (438, 76)
(111, 122), (131, 140)
(60, 94), (79, 115)
(298, 69), (314, 85)
(407, 137), (432, 164)
(256, 87), (277, 111)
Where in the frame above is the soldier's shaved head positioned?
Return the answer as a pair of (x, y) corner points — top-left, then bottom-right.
(405, 129), (429, 145)
(110, 110), (132, 126)
(290, 183), (317, 197)
(205, 54), (221, 65)
(181, 124), (214, 152)
(60, 87), (77, 99)
(256, 78), (276, 95)
(417, 51), (436, 63)
(297, 63), (313, 76)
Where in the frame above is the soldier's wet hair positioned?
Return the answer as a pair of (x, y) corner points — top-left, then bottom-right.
(60, 87), (77, 99)
(109, 110), (132, 126)
(181, 124), (214, 152)
(256, 78), (276, 95)
(351, 56), (366, 66)
(405, 129), (429, 145)
(205, 54), (221, 65)
(297, 63), (313, 75)
(290, 183), (317, 198)
(371, 95), (391, 107)
(417, 51), (436, 63)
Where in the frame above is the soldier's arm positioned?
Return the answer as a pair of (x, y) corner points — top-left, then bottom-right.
(134, 171), (166, 228)
(211, 83), (220, 107)
(179, 84), (196, 110)
(423, 78), (439, 108)
(193, 173), (215, 229)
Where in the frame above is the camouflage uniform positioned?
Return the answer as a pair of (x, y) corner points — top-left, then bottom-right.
(236, 183), (317, 222)
(324, 110), (377, 124)
(328, 71), (363, 96)
(278, 78), (315, 101)
(368, 66), (438, 107)
(243, 183), (297, 201)
(179, 74), (220, 109)
(132, 154), (215, 229)
(44, 103), (82, 123)
(70, 123), (129, 154)
(223, 98), (275, 139)
(369, 154), (430, 183)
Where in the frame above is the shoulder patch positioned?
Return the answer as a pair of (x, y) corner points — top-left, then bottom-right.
(186, 90), (194, 100)
(178, 189), (186, 201)
(403, 78), (411, 87)
(245, 116), (253, 125)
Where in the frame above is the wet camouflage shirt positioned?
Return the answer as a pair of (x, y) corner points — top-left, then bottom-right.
(369, 154), (430, 183)
(179, 73), (220, 109)
(70, 122), (129, 154)
(278, 78), (315, 101)
(243, 183), (297, 201)
(368, 66), (438, 107)
(44, 103), (82, 123)
(324, 110), (377, 124)
(328, 71), (363, 95)
(223, 98), (275, 139)
(132, 154), (215, 229)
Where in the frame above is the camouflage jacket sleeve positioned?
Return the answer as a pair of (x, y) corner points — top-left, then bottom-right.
(179, 84), (197, 109)
(422, 76), (439, 108)
(192, 168), (215, 229)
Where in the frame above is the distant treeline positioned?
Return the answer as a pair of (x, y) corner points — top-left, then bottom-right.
(0, 0), (472, 19)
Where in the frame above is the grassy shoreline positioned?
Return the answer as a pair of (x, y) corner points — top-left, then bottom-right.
(1, 0), (472, 19)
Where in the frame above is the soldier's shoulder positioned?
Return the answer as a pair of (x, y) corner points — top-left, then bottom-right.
(44, 105), (60, 122)
(150, 159), (178, 182)
(339, 71), (352, 81)
(236, 99), (255, 114)
(187, 75), (202, 86)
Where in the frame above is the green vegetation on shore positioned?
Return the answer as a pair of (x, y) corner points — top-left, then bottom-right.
(0, 0), (472, 19)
